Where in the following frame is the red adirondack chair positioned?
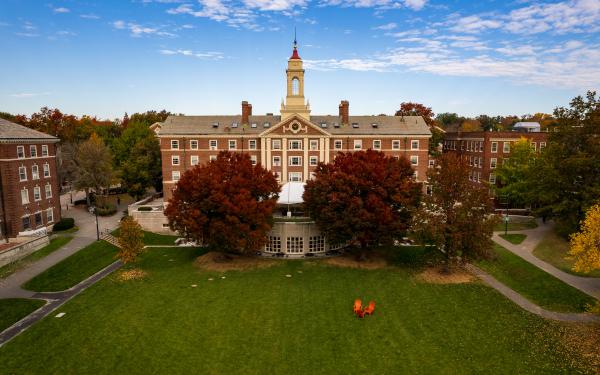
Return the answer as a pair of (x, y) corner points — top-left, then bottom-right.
(364, 301), (375, 316)
(353, 299), (362, 315)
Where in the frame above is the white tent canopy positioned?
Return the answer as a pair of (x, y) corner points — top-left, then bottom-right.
(277, 182), (305, 205)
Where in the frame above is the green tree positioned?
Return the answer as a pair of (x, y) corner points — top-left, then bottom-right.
(117, 216), (145, 264)
(435, 112), (463, 129)
(74, 133), (115, 206)
(494, 138), (539, 208)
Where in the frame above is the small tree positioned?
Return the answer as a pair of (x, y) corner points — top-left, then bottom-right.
(117, 216), (145, 264)
(412, 153), (496, 269)
(165, 152), (279, 255)
(303, 150), (421, 253)
(74, 133), (115, 206)
(494, 137), (539, 208)
(569, 203), (600, 273)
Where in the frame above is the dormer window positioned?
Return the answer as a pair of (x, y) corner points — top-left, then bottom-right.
(333, 123), (340, 128)
(320, 122), (327, 128)
(212, 122), (219, 128)
(232, 122), (238, 128)
(251, 123), (257, 128)
(371, 123), (378, 128)
(352, 123), (359, 128)
(263, 122), (270, 128)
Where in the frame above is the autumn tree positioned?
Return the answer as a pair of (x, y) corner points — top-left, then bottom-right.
(165, 152), (279, 255)
(395, 102), (435, 126)
(412, 153), (496, 269)
(117, 216), (145, 264)
(74, 133), (115, 206)
(303, 150), (421, 252)
(569, 203), (600, 273)
(494, 138), (539, 208)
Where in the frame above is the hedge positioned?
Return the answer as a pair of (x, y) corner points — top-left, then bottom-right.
(53, 218), (75, 231)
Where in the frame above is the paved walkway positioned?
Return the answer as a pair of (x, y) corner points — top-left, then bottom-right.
(493, 220), (600, 300)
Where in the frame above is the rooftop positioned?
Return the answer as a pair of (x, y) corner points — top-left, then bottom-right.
(0, 119), (59, 141)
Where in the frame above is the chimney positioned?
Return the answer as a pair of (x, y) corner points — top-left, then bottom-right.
(339, 100), (349, 125)
(242, 101), (252, 125)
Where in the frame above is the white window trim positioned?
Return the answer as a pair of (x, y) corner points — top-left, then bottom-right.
(272, 139), (281, 150)
(17, 146), (25, 159)
(42, 145), (49, 157)
(490, 158), (497, 169)
(503, 142), (510, 153)
(289, 139), (302, 150)
(353, 140), (362, 150)
(272, 156), (281, 166)
(21, 188), (29, 204)
(190, 140), (199, 150)
(33, 186), (41, 201)
(392, 140), (401, 150)
(30, 145), (37, 158)
(334, 140), (343, 150)
(172, 171), (181, 181)
(288, 172), (302, 182)
(46, 208), (54, 223)
(171, 140), (179, 150)
(45, 183), (52, 199)
(171, 155), (180, 166)
(373, 140), (381, 150)
(309, 140), (319, 151)
(249, 140), (257, 150)
(288, 156), (302, 166)
(410, 155), (418, 166)
(491, 142), (498, 153)
(411, 140), (419, 150)
(43, 163), (50, 178)
(250, 155), (257, 165)
(19, 166), (27, 182)
(31, 165), (39, 180)
(209, 139), (218, 150)
(228, 140), (237, 150)
(190, 155), (199, 166)
(309, 156), (318, 166)
(209, 155), (217, 161)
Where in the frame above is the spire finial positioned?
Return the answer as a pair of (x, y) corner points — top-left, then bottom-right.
(290, 27), (301, 59)
(294, 27), (297, 47)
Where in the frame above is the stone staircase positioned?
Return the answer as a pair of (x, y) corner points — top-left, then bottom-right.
(100, 232), (121, 249)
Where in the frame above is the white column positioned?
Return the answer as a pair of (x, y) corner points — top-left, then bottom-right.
(282, 137), (287, 183)
(324, 137), (330, 163)
(266, 138), (271, 169)
(303, 137), (309, 181)
(260, 138), (266, 166)
(319, 138), (325, 161)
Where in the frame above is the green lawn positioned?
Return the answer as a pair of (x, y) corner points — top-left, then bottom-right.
(0, 245), (590, 373)
(494, 217), (538, 232)
(476, 244), (597, 313)
(0, 237), (73, 280)
(112, 229), (178, 246)
(0, 299), (45, 332)
(499, 233), (527, 245)
(23, 241), (119, 292)
(533, 230), (600, 278)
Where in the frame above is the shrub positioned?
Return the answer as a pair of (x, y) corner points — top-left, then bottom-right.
(137, 206), (153, 212)
(96, 204), (117, 216)
(53, 218), (75, 231)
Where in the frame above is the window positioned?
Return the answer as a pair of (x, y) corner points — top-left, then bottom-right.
(288, 172), (302, 182)
(46, 208), (54, 223)
(469, 156), (473, 166)
(540, 142), (546, 150)
(19, 166), (27, 181)
(411, 140), (419, 150)
(476, 172), (481, 183)
(291, 77), (300, 95)
(373, 140), (381, 150)
(172, 171), (180, 181)
(309, 236), (325, 253)
(410, 156), (418, 166)
(209, 140), (218, 150)
(490, 158), (497, 169)
(489, 173), (496, 184)
(309, 156), (318, 166)
(31, 165), (39, 180)
(249, 140), (257, 150)
(334, 140), (343, 150)
(45, 184), (52, 199)
(354, 140), (362, 150)
(22, 216), (30, 230)
(503, 142), (510, 153)
(191, 155), (199, 166)
(289, 139), (302, 150)
(428, 159), (434, 168)
(34, 186), (41, 201)
(309, 140), (318, 151)
(21, 189), (29, 204)
(392, 140), (401, 150)
(228, 140), (236, 150)
(272, 156), (281, 167)
(171, 156), (180, 166)
(265, 236), (281, 253)
(491, 142), (498, 153)
(17, 146), (25, 159)
(250, 155), (257, 165)
(43, 163), (50, 177)
(41, 145), (48, 157)
(209, 155), (217, 161)
(30, 145), (37, 157)
(190, 140), (198, 150)
(273, 171), (280, 181)
(287, 236), (303, 253)
(272, 139), (281, 150)
(171, 140), (179, 149)
(35, 212), (42, 227)
(289, 156), (302, 166)
(531, 142), (537, 151)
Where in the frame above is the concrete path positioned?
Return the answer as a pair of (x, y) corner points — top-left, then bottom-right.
(466, 264), (600, 322)
(493, 220), (600, 300)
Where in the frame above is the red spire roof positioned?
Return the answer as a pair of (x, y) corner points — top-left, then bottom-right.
(290, 31), (301, 59)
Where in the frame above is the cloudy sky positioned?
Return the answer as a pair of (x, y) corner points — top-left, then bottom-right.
(1, 0), (599, 119)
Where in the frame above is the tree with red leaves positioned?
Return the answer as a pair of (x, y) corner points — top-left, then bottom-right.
(165, 151), (280, 255)
(395, 102), (435, 126)
(303, 150), (421, 251)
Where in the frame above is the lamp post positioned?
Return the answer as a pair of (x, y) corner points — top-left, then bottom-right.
(92, 206), (100, 241)
(503, 194), (510, 236)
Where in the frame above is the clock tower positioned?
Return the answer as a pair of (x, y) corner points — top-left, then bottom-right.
(281, 35), (310, 121)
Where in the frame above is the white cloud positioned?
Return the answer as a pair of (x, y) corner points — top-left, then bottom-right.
(374, 22), (397, 30)
(449, 15), (502, 33)
(80, 14), (100, 19)
(403, 0), (426, 11)
(57, 30), (77, 36)
(495, 45), (537, 56)
(159, 49), (225, 59)
(113, 20), (176, 37)
(242, 0), (307, 11)
(9, 92), (51, 98)
(15, 32), (40, 37)
(53, 7), (70, 13)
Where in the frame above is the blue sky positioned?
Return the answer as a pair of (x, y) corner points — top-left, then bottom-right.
(1, 0), (599, 119)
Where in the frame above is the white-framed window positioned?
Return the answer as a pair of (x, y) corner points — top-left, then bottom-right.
(287, 236), (303, 253)
(540, 142), (546, 150)
(413, 171), (418, 180)
(33, 186), (41, 201)
(289, 139), (302, 150)
(191, 155), (199, 166)
(171, 155), (180, 166)
(373, 140), (381, 150)
(265, 236), (281, 253)
(503, 142), (510, 153)
(272, 156), (281, 167)
(249, 139), (257, 150)
(411, 140), (419, 150)
(46, 208), (54, 223)
(21, 188), (29, 204)
(45, 183), (52, 199)
(426, 185), (433, 195)
(190, 140), (198, 150)
(17, 146), (25, 159)
(41, 145), (48, 157)
(490, 158), (497, 169)
(308, 236), (325, 253)
(30, 145), (37, 157)
(491, 142), (498, 153)
(289, 156), (302, 166)
(31, 165), (39, 180)
(309, 156), (318, 166)
(171, 140), (179, 150)
(288, 172), (302, 182)
(469, 156), (473, 166)
(354, 140), (362, 150)
(489, 173), (496, 184)
(428, 159), (434, 168)
(272, 139), (281, 150)
(228, 140), (237, 150)
(334, 140), (343, 150)
(172, 171), (181, 181)
(43, 163), (50, 178)
(392, 140), (401, 150)
(410, 155), (418, 166)
(273, 171), (281, 181)
(250, 155), (257, 165)
(531, 142), (537, 151)
(19, 166), (27, 181)
(309, 140), (319, 150)
(209, 140), (218, 150)
(209, 155), (217, 161)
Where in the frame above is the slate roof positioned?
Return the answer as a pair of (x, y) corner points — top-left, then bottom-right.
(0, 118), (59, 141)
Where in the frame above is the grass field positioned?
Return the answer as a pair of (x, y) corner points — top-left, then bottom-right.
(0, 299), (45, 332)
(476, 244), (597, 313)
(533, 230), (600, 278)
(23, 241), (119, 292)
(499, 233), (527, 245)
(0, 237), (73, 280)
(0, 245), (592, 373)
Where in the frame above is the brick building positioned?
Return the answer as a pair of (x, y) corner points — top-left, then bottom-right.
(442, 130), (548, 186)
(158, 41), (432, 200)
(0, 119), (61, 240)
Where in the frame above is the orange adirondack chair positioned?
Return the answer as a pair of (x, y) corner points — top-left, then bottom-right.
(364, 301), (375, 316)
(353, 299), (362, 315)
